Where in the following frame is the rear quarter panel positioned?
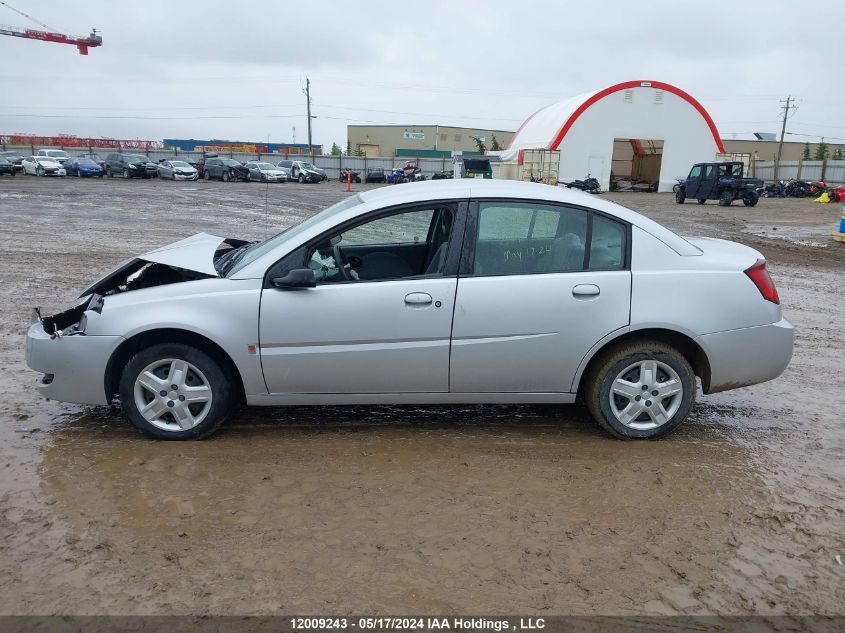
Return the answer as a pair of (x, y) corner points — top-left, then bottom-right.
(630, 227), (781, 335)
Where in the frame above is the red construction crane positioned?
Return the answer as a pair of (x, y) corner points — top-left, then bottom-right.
(0, 1), (101, 55)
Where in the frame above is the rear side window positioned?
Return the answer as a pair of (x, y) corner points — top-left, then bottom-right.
(588, 215), (625, 270)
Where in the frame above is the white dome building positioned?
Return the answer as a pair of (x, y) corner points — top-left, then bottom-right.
(504, 80), (725, 192)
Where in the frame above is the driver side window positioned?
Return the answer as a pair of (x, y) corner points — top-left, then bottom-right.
(307, 206), (455, 283)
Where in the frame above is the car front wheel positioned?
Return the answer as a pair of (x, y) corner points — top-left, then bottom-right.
(719, 190), (733, 206)
(585, 339), (695, 440)
(674, 189), (686, 204)
(120, 343), (233, 440)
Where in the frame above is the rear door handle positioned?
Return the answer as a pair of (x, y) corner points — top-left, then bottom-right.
(572, 284), (600, 298)
(404, 292), (433, 305)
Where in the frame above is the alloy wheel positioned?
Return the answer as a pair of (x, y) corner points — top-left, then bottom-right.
(608, 359), (683, 430)
(133, 358), (213, 432)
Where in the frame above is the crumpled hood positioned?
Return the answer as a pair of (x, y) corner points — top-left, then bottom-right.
(78, 232), (229, 297)
(140, 232), (224, 275)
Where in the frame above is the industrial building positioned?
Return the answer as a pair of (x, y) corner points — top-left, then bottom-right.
(347, 125), (514, 158)
(163, 138), (321, 155)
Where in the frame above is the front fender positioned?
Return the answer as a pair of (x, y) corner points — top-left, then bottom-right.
(89, 278), (266, 396)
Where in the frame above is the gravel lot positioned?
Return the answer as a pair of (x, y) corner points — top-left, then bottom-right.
(0, 176), (843, 616)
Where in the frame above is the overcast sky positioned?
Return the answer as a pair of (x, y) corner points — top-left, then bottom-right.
(1, 0), (842, 149)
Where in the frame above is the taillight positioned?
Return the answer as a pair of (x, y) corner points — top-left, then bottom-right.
(744, 259), (779, 304)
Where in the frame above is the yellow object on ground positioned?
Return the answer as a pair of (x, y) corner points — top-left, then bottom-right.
(814, 192), (831, 203)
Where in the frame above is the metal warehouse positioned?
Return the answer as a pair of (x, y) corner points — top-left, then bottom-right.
(503, 80), (725, 192)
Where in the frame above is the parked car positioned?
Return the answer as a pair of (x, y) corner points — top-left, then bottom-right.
(0, 156), (16, 176)
(676, 162), (763, 207)
(365, 168), (387, 183)
(277, 159), (325, 183)
(64, 157), (104, 178)
(77, 153), (106, 169)
(157, 159), (199, 181)
(244, 161), (288, 182)
(431, 169), (453, 180)
(0, 150), (26, 173)
(25, 180), (793, 441)
(36, 149), (71, 165)
(104, 153), (158, 179)
(203, 157), (249, 182)
(21, 156), (66, 176)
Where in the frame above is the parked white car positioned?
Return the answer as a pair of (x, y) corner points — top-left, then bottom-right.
(36, 149), (71, 165)
(22, 156), (66, 177)
(25, 180), (793, 440)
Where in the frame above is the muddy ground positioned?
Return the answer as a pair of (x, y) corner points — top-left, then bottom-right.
(0, 176), (843, 617)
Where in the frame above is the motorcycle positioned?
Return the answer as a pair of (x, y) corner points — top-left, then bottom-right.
(339, 168), (362, 183)
(565, 173), (601, 193)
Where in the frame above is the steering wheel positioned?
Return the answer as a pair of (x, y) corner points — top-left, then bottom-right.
(332, 243), (351, 281)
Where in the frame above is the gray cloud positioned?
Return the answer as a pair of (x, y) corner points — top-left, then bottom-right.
(0, 0), (841, 148)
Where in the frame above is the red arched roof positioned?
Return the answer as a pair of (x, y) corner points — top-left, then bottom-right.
(530, 80), (725, 154)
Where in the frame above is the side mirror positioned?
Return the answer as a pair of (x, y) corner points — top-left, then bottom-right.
(271, 267), (316, 289)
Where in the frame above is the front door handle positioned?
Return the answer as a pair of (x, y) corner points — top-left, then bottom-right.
(572, 284), (600, 298)
(404, 292), (433, 305)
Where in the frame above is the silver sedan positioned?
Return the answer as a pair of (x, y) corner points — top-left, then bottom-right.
(157, 160), (199, 181)
(25, 180), (793, 440)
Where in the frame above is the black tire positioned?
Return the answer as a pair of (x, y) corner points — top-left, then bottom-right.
(98, 174), (104, 178)
(743, 191), (759, 207)
(119, 343), (233, 440)
(123, 168), (130, 179)
(697, 199), (706, 205)
(203, 171), (210, 180)
(222, 171), (230, 182)
(298, 174), (306, 183)
(585, 339), (696, 440)
(106, 167), (113, 178)
(718, 190), (733, 206)
(674, 189), (686, 204)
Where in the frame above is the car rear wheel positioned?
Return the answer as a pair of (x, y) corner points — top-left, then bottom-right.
(674, 189), (686, 204)
(743, 191), (759, 207)
(123, 168), (130, 179)
(585, 339), (695, 440)
(718, 190), (733, 206)
(222, 171), (230, 182)
(119, 343), (233, 440)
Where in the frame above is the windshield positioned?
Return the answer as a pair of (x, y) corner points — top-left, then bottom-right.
(0, 157), (8, 164)
(126, 154), (149, 162)
(223, 159), (242, 167)
(77, 158), (96, 166)
(170, 160), (191, 168)
(46, 150), (69, 157)
(227, 194), (363, 277)
(300, 162), (316, 170)
(35, 157), (57, 163)
(255, 163), (274, 169)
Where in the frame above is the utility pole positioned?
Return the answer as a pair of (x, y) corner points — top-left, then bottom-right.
(303, 77), (314, 160)
(775, 95), (797, 180)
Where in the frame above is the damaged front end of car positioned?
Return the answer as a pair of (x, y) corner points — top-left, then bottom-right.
(26, 233), (251, 405)
(32, 232), (250, 338)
